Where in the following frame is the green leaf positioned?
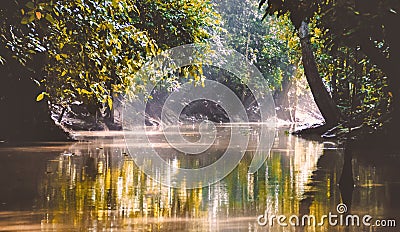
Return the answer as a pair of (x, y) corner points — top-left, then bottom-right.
(36, 92), (45, 102)
(107, 96), (113, 110)
(45, 13), (56, 24)
(25, 2), (35, 9)
(80, 89), (91, 95)
(21, 14), (35, 24)
(112, 0), (119, 8)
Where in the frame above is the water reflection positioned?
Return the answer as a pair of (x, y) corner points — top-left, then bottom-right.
(0, 128), (399, 231)
(37, 129), (331, 231)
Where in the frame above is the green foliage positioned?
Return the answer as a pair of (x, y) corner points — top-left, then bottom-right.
(259, 0), (399, 129)
(44, 0), (163, 109)
(1, 0), (218, 114)
(134, 0), (219, 49)
(214, 0), (293, 89)
(307, 12), (391, 124)
(1, 1), (43, 67)
(3, 0), (396, 131)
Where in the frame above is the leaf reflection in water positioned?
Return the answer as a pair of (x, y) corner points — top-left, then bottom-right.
(37, 128), (328, 231)
(0, 128), (398, 231)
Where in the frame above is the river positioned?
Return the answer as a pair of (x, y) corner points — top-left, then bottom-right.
(0, 126), (398, 231)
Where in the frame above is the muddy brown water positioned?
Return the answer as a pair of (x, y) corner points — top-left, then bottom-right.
(0, 126), (398, 231)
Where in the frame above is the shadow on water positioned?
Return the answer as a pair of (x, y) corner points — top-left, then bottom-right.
(338, 145), (355, 211)
(297, 140), (400, 232)
(0, 127), (398, 231)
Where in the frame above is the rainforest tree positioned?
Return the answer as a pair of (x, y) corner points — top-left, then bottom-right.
(259, 0), (399, 138)
(0, 0), (219, 140)
(213, 0), (295, 121)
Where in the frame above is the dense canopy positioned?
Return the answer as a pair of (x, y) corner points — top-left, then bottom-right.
(0, 0), (399, 143)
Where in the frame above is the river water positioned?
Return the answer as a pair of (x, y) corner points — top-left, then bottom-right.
(0, 126), (398, 231)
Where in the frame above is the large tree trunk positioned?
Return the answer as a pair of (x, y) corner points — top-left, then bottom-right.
(298, 21), (341, 127)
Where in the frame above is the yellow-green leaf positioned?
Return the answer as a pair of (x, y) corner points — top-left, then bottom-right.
(21, 14), (35, 24)
(314, 27), (322, 37)
(25, 2), (34, 9)
(107, 96), (113, 110)
(81, 89), (91, 95)
(45, 13), (56, 24)
(36, 92), (45, 102)
(112, 0), (119, 8)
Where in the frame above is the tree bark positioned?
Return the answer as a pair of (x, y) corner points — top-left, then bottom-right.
(298, 21), (341, 126)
